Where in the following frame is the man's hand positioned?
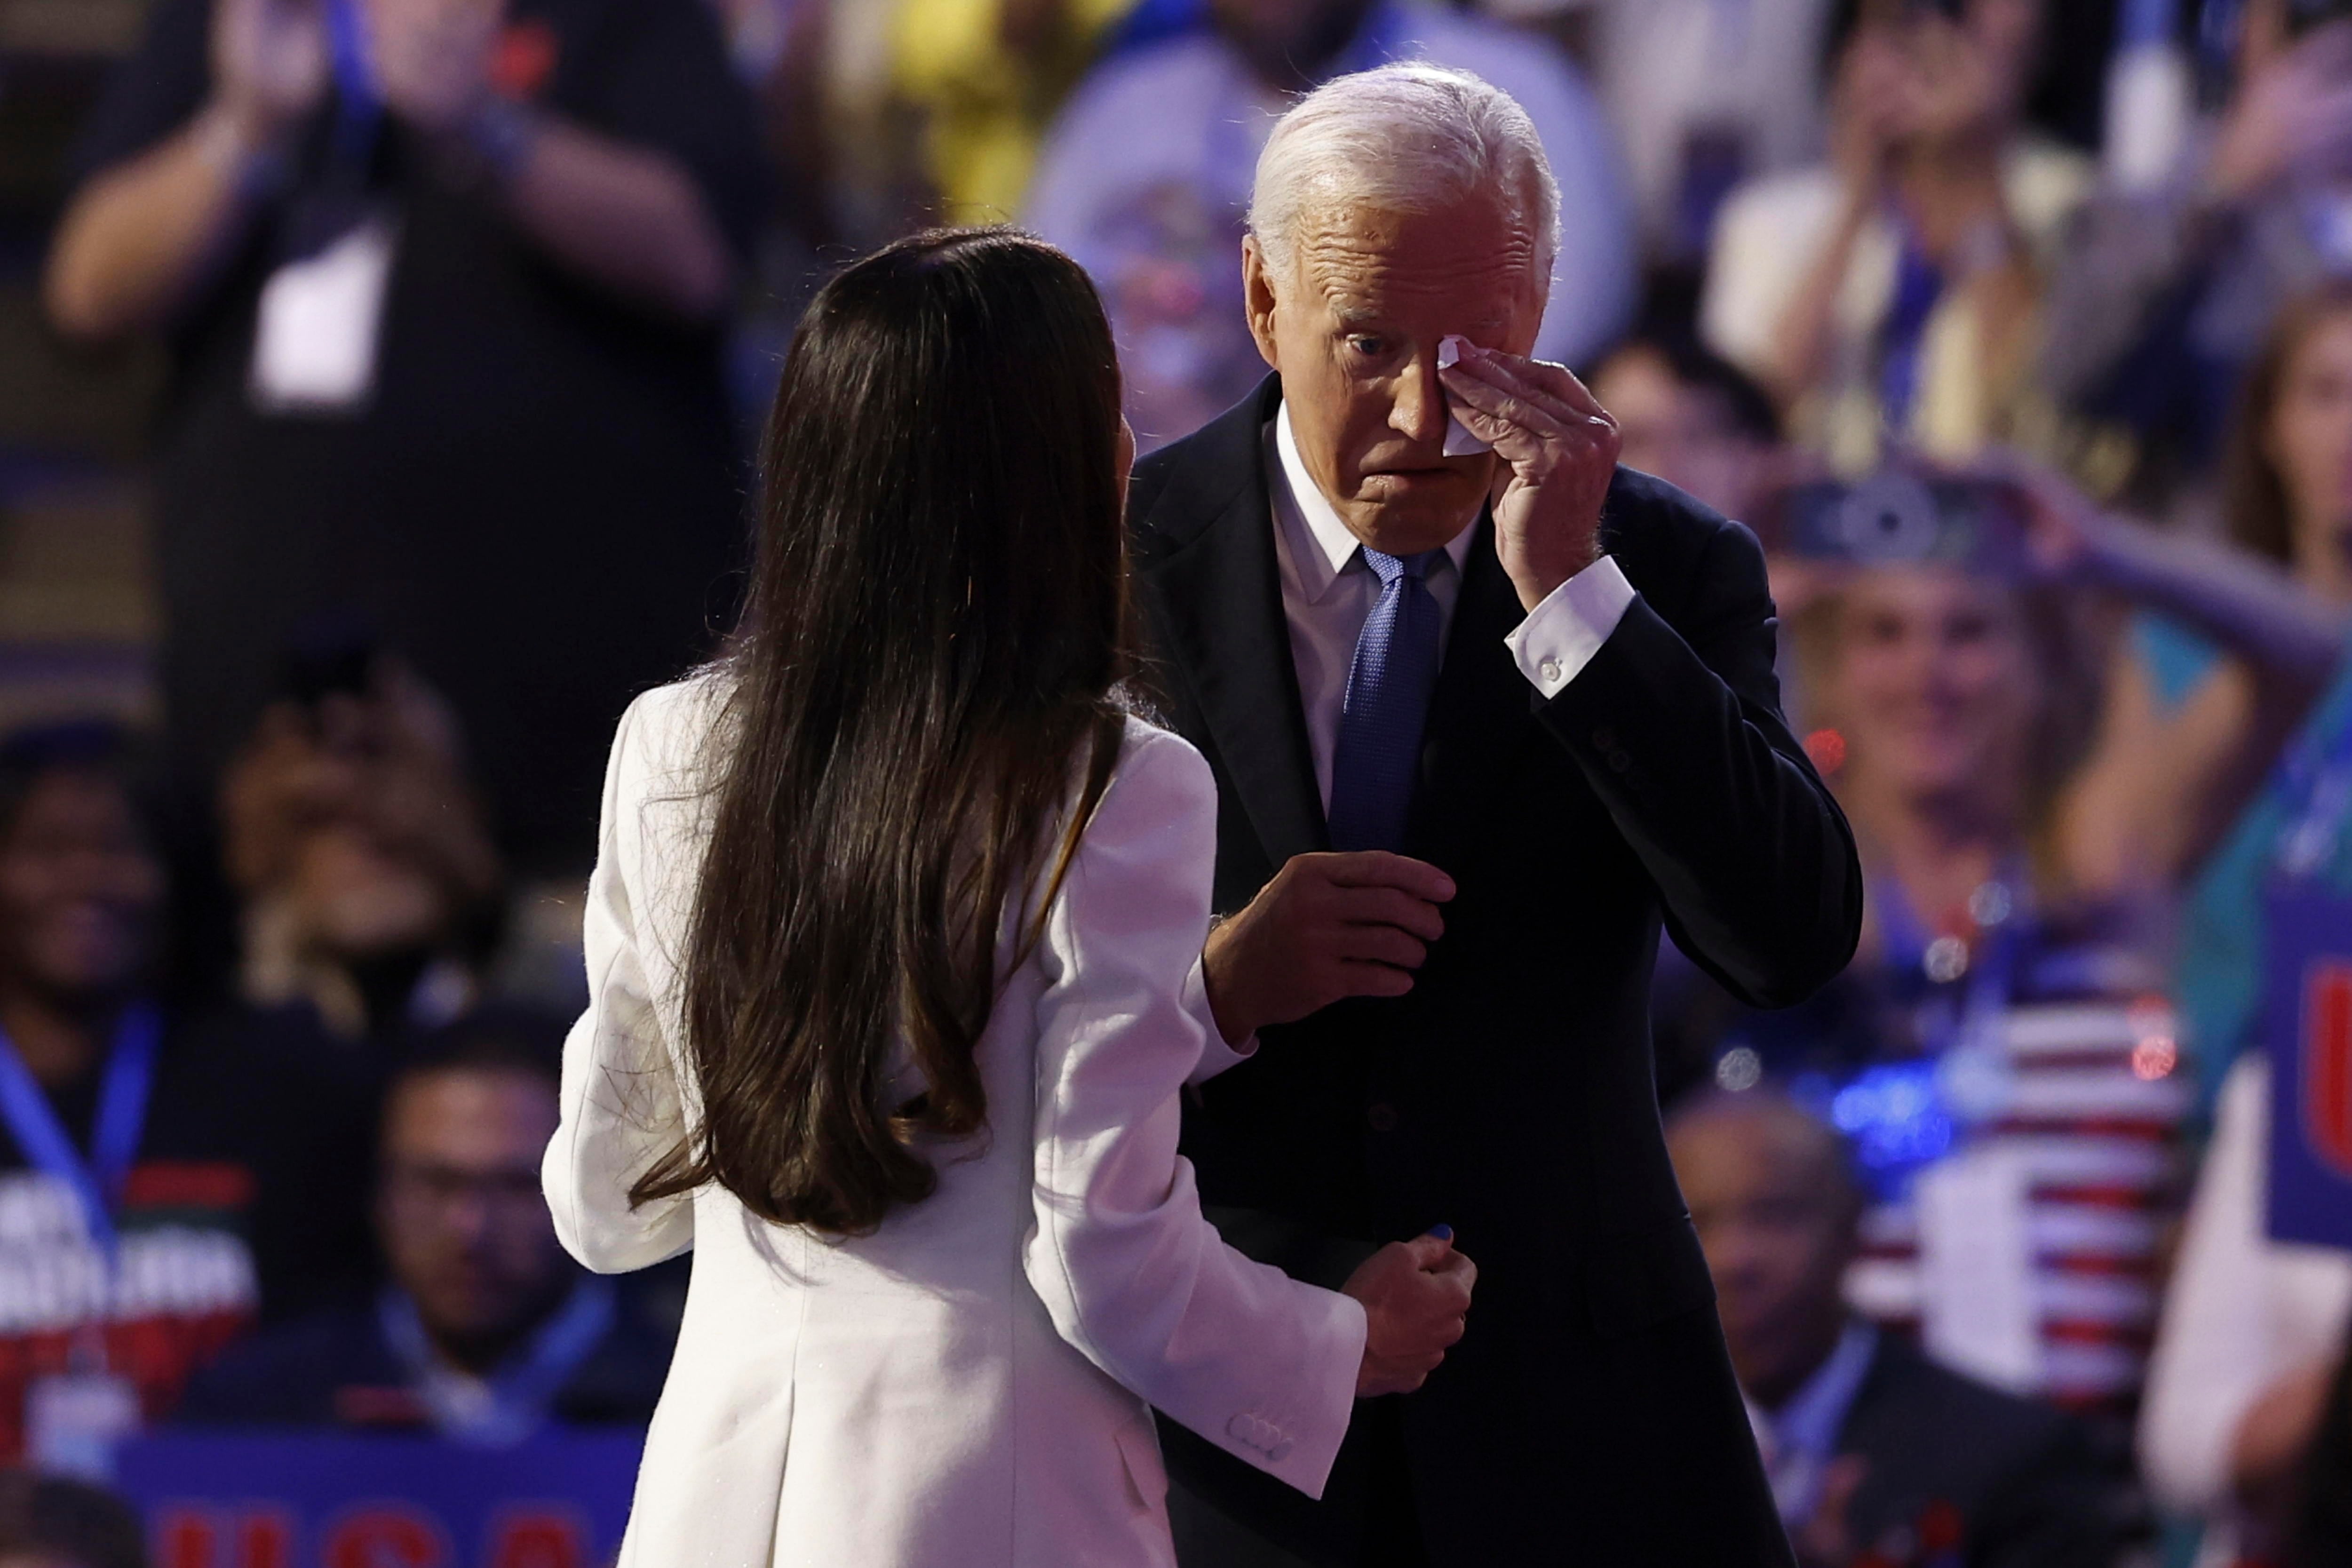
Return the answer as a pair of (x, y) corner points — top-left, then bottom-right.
(1200, 851), (1455, 1044)
(365, 0), (502, 137)
(1436, 342), (1621, 613)
(1344, 1232), (1476, 1397)
(211, 0), (328, 148)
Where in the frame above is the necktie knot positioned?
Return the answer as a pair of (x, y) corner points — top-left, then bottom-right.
(1361, 547), (1440, 589)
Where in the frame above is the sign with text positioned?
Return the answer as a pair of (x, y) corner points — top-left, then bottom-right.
(114, 1431), (642, 1568)
(2265, 886), (2352, 1249)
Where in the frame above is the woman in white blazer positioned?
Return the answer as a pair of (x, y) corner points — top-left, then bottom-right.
(541, 228), (1473, 1567)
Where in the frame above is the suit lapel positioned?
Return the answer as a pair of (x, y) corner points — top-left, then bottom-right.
(1410, 514), (1538, 870)
(1137, 389), (1328, 868)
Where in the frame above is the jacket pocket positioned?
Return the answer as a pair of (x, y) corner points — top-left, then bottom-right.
(1580, 1213), (1717, 1341)
(1113, 1416), (1170, 1518)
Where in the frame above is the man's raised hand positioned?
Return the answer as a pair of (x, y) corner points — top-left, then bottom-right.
(1436, 341), (1621, 613)
(1343, 1232), (1477, 1397)
(1200, 851), (1455, 1045)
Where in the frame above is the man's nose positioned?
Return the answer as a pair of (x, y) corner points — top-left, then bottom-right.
(1390, 348), (1448, 446)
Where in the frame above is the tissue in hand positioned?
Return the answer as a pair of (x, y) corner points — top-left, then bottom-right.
(1437, 335), (1493, 457)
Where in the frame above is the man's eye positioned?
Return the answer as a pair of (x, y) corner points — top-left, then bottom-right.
(1345, 335), (1390, 360)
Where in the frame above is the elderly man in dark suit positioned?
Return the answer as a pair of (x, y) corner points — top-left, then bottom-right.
(1123, 59), (1863, 1568)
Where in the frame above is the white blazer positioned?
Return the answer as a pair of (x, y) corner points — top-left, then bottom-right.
(542, 679), (1366, 1568)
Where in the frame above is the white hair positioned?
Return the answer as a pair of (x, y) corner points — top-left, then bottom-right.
(1247, 62), (1560, 289)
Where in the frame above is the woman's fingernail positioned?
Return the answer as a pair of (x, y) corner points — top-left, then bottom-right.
(1428, 1224), (1454, 1242)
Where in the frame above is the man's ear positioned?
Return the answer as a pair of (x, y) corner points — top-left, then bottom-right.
(1241, 235), (1281, 373)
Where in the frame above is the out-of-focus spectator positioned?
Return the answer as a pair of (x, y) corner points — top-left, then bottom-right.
(0, 721), (373, 1469)
(2140, 1055), (2352, 1568)
(1668, 1088), (2132, 1567)
(218, 650), (501, 1048)
(2096, 283), (2352, 1104)
(177, 1010), (670, 1443)
(1483, 0), (1837, 264)
(0, 1471), (144, 1568)
(1589, 329), (1786, 523)
(1702, 0), (2090, 470)
(890, 0), (1142, 220)
(41, 0), (770, 880)
(1025, 0), (1634, 446)
(1718, 542), (2197, 1419)
(2043, 0), (2352, 505)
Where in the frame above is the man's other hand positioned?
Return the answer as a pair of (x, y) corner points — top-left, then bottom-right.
(1201, 851), (1455, 1044)
(1345, 1232), (1476, 1397)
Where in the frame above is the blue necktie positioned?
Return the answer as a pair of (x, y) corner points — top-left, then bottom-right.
(1326, 547), (1444, 852)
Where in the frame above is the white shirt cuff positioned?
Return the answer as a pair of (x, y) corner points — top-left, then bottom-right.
(1183, 951), (1257, 1086)
(1503, 554), (1636, 699)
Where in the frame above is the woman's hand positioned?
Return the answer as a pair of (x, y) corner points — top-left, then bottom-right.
(1343, 1231), (1476, 1396)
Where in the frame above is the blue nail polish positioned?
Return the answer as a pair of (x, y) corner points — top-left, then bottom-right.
(1428, 1224), (1454, 1242)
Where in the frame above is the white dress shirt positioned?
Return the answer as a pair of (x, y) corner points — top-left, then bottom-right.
(1186, 403), (1636, 1083)
(1744, 1319), (1879, 1531)
(1266, 398), (1637, 812)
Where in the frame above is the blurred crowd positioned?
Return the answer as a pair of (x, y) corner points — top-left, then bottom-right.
(4, 0), (2352, 1564)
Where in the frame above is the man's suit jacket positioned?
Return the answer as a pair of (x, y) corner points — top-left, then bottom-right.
(1126, 377), (1863, 1566)
(1835, 1336), (2130, 1568)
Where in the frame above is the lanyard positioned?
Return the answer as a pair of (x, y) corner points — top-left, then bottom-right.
(323, 0), (384, 170)
(380, 1280), (616, 1446)
(1869, 866), (2027, 1049)
(0, 1006), (161, 1261)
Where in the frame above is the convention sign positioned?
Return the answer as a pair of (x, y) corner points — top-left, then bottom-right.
(114, 1430), (641, 1568)
(2266, 886), (2352, 1249)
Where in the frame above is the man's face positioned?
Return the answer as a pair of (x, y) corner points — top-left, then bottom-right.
(379, 1068), (566, 1352)
(1669, 1105), (1859, 1406)
(1243, 195), (1546, 557)
(0, 771), (162, 1006)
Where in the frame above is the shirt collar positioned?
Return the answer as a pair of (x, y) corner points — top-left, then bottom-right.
(1272, 398), (1477, 604)
(1756, 1318), (1880, 1464)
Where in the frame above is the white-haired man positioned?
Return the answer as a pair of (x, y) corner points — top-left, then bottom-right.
(1126, 64), (1862, 1566)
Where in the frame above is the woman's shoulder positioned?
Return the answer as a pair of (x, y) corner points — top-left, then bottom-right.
(1109, 709), (1208, 790)
(1056, 711), (1211, 859)
(612, 671), (732, 787)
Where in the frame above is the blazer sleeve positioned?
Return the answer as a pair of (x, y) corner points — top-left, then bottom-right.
(1024, 725), (1367, 1500)
(1542, 510), (1863, 1007)
(543, 691), (697, 1274)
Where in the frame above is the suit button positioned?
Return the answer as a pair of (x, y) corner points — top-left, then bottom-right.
(1608, 748), (1633, 774)
(1268, 1439), (1294, 1463)
(1591, 727), (1617, 750)
(1367, 1103), (1398, 1133)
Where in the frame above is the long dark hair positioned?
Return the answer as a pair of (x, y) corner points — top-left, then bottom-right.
(629, 228), (1132, 1235)
(2222, 279), (2352, 569)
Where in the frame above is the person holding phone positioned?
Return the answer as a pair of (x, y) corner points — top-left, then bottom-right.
(541, 229), (1474, 1567)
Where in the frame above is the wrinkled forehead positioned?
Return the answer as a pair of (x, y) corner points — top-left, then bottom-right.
(1281, 194), (1543, 327)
